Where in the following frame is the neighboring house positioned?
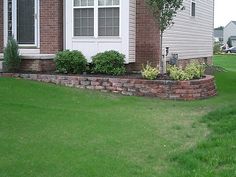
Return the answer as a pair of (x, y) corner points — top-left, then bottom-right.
(0, 0), (214, 72)
(163, 0), (214, 65)
(224, 21), (236, 47)
(214, 26), (224, 43)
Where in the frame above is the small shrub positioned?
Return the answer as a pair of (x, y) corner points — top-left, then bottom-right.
(92, 50), (126, 75)
(168, 66), (191, 81)
(141, 62), (159, 80)
(185, 62), (205, 79)
(3, 37), (21, 72)
(168, 62), (205, 81)
(213, 42), (221, 54)
(54, 50), (87, 74)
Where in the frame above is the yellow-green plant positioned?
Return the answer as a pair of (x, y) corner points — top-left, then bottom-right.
(168, 62), (205, 81)
(185, 62), (205, 79)
(141, 62), (160, 80)
(168, 66), (191, 80)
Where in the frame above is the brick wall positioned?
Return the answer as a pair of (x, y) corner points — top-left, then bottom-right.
(40, 0), (63, 54)
(20, 59), (55, 72)
(0, 0), (3, 53)
(127, 0), (160, 71)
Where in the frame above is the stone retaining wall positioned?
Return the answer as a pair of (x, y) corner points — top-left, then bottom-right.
(0, 73), (217, 100)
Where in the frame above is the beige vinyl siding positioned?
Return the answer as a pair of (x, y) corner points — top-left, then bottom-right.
(163, 0), (214, 60)
(129, 0), (136, 62)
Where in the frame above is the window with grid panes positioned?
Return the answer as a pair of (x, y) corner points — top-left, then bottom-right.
(73, 0), (120, 37)
(74, 0), (94, 36)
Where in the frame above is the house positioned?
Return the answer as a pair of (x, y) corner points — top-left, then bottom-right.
(0, 0), (214, 72)
(162, 0), (214, 66)
(214, 26), (224, 43)
(224, 21), (236, 47)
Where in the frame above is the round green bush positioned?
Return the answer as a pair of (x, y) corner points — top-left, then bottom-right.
(54, 50), (87, 74)
(92, 50), (126, 75)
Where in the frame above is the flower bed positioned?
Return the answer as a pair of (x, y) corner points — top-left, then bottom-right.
(0, 73), (217, 100)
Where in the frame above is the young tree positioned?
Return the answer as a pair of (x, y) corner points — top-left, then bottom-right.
(3, 37), (21, 72)
(146, 0), (184, 74)
(227, 37), (233, 48)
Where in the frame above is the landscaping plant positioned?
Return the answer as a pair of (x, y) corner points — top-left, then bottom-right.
(141, 62), (160, 80)
(167, 62), (205, 81)
(54, 50), (87, 74)
(168, 65), (191, 80)
(213, 42), (221, 54)
(227, 37), (233, 48)
(92, 50), (126, 75)
(3, 36), (21, 72)
(185, 62), (205, 79)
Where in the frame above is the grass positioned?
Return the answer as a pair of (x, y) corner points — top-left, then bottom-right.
(213, 55), (236, 72)
(0, 55), (236, 177)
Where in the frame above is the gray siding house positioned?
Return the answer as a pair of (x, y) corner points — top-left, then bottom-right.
(214, 27), (224, 43)
(224, 21), (236, 47)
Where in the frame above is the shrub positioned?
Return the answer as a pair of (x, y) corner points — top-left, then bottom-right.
(141, 62), (159, 80)
(227, 37), (233, 48)
(54, 50), (87, 74)
(168, 66), (191, 81)
(92, 50), (126, 75)
(168, 62), (205, 81)
(213, 42), (221, 54)
(185, 62), (205, 79)
(3, 37), (21, 72)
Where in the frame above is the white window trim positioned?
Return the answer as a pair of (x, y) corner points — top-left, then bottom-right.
(72, 0), (121, 38)
(3, 0), (40, 48)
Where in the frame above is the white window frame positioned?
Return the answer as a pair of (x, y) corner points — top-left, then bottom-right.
(73, 0), (121, 38)
(4, 0), (40, 48)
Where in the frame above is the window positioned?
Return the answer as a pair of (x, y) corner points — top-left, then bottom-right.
(98, 0), (120, 36)
(17, 0), (35, 44)
(8, 0), (13, 37)
(191, 0), (196, 17)
(73, 0), (120, 37)
(74, 0), (94, 36)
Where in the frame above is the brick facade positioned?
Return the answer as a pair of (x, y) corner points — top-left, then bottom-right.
(40, 0), (63, 54)
(0, 0), (3, 53)
(20, 59), (55, 72)
(127, 0), (160, 71)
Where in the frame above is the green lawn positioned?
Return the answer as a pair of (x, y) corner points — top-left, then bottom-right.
(0, 55), (236, 177)
(214, 55), (236, 72)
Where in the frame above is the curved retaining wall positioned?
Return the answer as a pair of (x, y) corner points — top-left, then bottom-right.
(0, 73), (217, 100)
